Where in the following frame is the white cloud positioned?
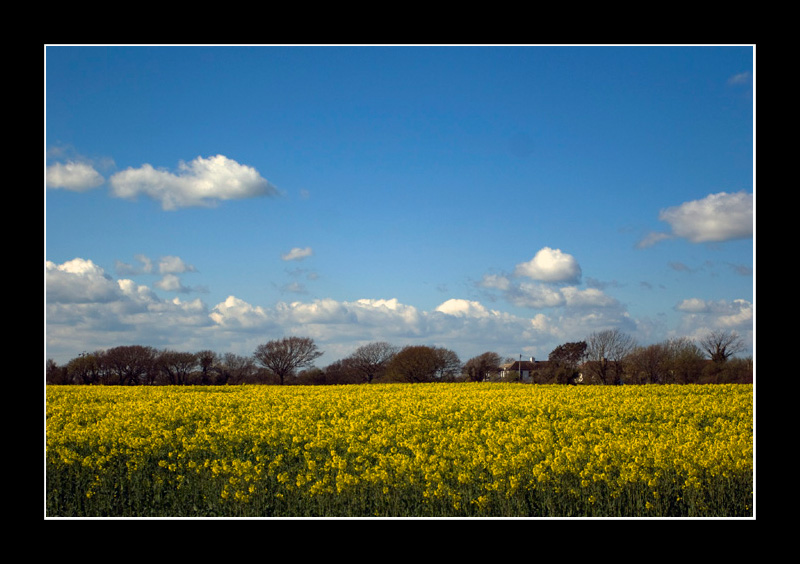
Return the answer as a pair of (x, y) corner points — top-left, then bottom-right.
(46, 161), (105, 192)
(675, 298), (708, 313)
(636, 231), (672, 249)
(478, 248), (622, 314)
(280, 281), (308, 294)
(158, 255), (197, 274)
(208, 295), (543, 356)
(115, 254), (155, 276)
(205, 292), (633, 364)
(46, 258), (120, 303)
(116, 278), (158, 302)
(281, 247), (314, 261)
(660, 191), (753, 243)
(154, 274), (191, 293)
(727, 71), (751, 86)
(113, 255), (199, 294)
(503, 282), (621, 311)
(514, 247), (582, 283)
(277, 298), (358, 325)
(472, 250), (637, 353)
(115, 254), (197, 277)
(561, 286), (619, 308)
(640, 191), (753, 247)
(675, 297), (753, 345)
(478, 273), (511, 291)
(676, 297), (753, 326)
(435, 298), (491, 318)
(46, 258), (215, 360)
(209, 296), (271, 330)
(108, 155), (278, 210)
(351, 299), (424, 331)
(509, 282), (566, 308)
(715, 299), (754, 328)
(45, 256), (752, 367)
(210, 297), (429, 345)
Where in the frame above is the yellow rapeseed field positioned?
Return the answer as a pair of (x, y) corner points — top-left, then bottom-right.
(45, 383), (753, 517)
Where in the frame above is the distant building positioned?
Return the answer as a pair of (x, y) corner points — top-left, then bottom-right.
(498, 358), (549, 382)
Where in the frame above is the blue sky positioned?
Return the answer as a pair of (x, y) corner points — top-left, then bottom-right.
(45, 45), (754, 366)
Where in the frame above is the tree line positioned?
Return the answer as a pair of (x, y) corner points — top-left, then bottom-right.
(45, 329), (752, 387)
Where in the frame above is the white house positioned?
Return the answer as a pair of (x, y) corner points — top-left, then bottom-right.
(498, 358), (544, 382)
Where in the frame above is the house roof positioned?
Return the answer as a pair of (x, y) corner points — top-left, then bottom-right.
(500, 360), (548, 371)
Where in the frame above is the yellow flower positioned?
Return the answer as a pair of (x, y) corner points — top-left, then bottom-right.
(46, 382), (752, 517)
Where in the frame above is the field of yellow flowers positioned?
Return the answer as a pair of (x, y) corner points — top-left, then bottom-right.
(45, 383), (753, 517)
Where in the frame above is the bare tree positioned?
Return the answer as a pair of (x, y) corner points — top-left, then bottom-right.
(699, 330), (746, 364)
(46, 359), (71, 385)
(586, 329), (636, 385)
(65, 352), (104, 385)
(196, 350), (218, 385)
(103, 345), (158, 385)
(157, 350), (198, 385)
(626, 343), (671, 384)
(665, 337), (706, 384)
(322, 357), (363, 385)
(347, 342), (398, 383)
(296, 367), (327, 385)
(253, 337), (323, 385)
(433, 347), (462, 381)
(217, 353), (257, 385)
